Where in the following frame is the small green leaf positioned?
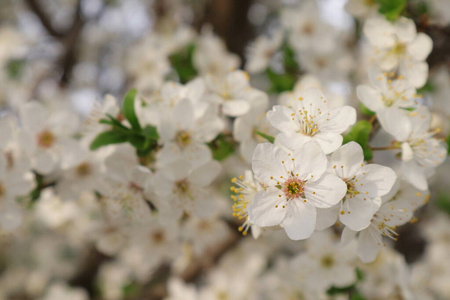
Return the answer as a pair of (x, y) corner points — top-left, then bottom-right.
(6, 58), (25, 80)
(142, 125), (159, 140)
(437, 192), (450, 215)
(447, 134), (450, 155)
(90, 130), (128, 150)
(122, 89), (141, 130)
(343, 120), (372, 147)
(350, 293), (367, 300)
(169, 44), (198, 83)
(376, 0), (406, 21)
(343, 121), (373, 161)
(209, 134), (235, 161)
(359, 103), (375, 116)
(266, 68), (297, 93)
(127, 134), (148, 150)
(417, 81), (435, 94)
(255, 131), (275, 143)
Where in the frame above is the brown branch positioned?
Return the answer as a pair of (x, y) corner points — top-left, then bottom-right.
(24, 0), (65, 38)
(59, 0), (85, 86)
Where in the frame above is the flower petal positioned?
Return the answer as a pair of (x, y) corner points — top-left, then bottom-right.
(248, 189), (288, 227)
(356, 164), (397, 198)
(356, 85), (384, 112)
(312, 131), (343, 154)
(252, 143), (291, 184)
(407, 33), (432, 62)
(281, 200), (316, 240)
(402, 160), (428, 191)
(377, 108), (412, 141)
(222, 100), (250, 117)
(315, 204), (339, 231)
(339, 195), (376, 231)
(318, 106), (356, 134)
(357, 226), (382, 263)
(266, 105), (299, 134)
(304, 172), (347, 208)
(190, 160), (221, 187)
(292, 141), (327, 180)
(330, 142), (364, 179)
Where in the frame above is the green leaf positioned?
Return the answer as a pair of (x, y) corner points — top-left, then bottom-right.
(127, 134), (148, 150)
(350, 293), (367, 300)
(343, 121), (373, 160)
(122, 89), (141, 130)
(142, 125), (159, 140)
(359, 103), (375, 116)
(447, 134), (450, 155)
(255, 131), (275, 143)
(437, 192), (450, 215)
(6, 58), (25, 80)
(417, 81), (435, 94)
(343, 120), (372, 147)
(90, 130), (128, 150)
(376, 0), (406, 21)
(169, 44), (198, 83)
(209, 134), (235, 161)
(266, 68), (297, 93)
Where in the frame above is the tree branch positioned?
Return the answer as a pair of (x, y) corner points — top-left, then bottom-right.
(24, 0), (65, 38)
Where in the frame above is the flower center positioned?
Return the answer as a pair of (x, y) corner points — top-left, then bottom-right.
(151, 230), (165, 244)
(37, 130), (55, 148)
(391, 42), (406, 57)
(175, 179), (189, 194)
(302, 22), (314, 35)
(345, 179), (360, 198)
(0, 183), (5, 198)
(175, 130), (192, 148)
(297, 110), (319, 136)
(320, 254), (335, 268)
(76, 162), (92, 177)
(283, 177), (305, 200)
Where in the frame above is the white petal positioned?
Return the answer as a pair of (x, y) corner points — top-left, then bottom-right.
(161, 160), (191, 181)
(341, 226), (357, 247)
(34, 151), (58, 175)
(401, 142), (414, 161)
(340, 195), (377, 231)
(407, 33), (432, 61)
(296, 88), (328, 113)
(173, 98), (194, 130)
(363, 18), (395, 48)
(252, 143), (291, 184)
(275, 132), (312, 152)
(377, 108), (412, 141)
(357, 227), (382, 263)
(222, 100), (250, 117)
(19, 102), (47, 133)
(356, 164), (397, 198)
(356, 85), (384, 112)
(400, 61), (428, 88)
(330, 142), (364, 179)
(190, 160), (221, 187)
(281, 200), (316, 240)
(402, 160), (428, 190)
(304, 173), (347, 208)
(248, 189), (288, 227)
(394, 17), (417, 43)
(292, 141), (327, 180)
(318, 106), (356, 134)
(0, 201), (23, 232)
(315, 204), (339, 231)
(267, 105), (299, 134)
(312, 131), (343, 154)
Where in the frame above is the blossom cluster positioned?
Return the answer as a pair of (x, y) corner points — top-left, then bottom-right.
(0, 0), (448, 300)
